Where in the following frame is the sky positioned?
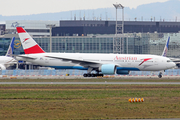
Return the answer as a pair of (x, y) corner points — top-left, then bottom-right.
(0, 0), (169, 16)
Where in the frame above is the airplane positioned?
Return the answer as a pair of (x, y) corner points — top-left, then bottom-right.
(15, 27), (176, 78)
(0, 37), (17, 70)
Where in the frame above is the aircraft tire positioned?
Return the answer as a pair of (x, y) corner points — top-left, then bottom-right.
(83, 73), (104, 77)
(100, 74), (104, 77)
(91, 74), (95, 77)
(83, 74), (88, 77)
(96, 74), (104, 77)
(87, 74), (91, 77)
(158, 74), (162, 78)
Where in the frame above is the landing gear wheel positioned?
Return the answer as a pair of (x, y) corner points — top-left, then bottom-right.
(91, 74), (95, 77)
(100, 74), (104, 77)
(96, 74), (104, 77)
(158, 74), (162, 78)
(87, 74), (91, 77)
(83, 73), (104, 77)
(83, 73), (87, 77)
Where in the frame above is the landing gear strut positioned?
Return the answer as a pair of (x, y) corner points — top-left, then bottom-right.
(83, 68), (104, 77)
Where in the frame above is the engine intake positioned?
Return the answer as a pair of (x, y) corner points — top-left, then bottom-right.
(100, 64), (116, 75)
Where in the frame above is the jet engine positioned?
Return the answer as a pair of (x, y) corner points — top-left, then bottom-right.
(116, 69), (130, 75)
(99, 64), (116, 75)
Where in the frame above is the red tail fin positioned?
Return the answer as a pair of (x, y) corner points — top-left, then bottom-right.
(16, 27), (45, 54)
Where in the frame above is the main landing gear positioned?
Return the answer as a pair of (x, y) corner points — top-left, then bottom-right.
(83, 73), (104, 77)
(83, 68), (103, 77)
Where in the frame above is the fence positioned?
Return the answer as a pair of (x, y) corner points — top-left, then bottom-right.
(0, 69), (180, 76)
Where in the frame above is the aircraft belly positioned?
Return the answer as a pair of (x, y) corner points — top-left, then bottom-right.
(138, 65), (164, 71)
(116, 62), (140, 71)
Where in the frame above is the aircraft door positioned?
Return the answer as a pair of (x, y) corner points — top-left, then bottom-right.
(154, 58), (158, 66)
(45, 58), (49, 63)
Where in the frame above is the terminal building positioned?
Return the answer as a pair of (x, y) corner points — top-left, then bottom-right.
(53, 20), (180, 36)
(0, 20), (180, 59)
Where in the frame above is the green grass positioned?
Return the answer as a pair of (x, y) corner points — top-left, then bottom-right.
(0, 84), (180, 119)
(0, 78), (180, 82)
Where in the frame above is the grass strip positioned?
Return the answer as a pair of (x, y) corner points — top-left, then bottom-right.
(0, 84), (180, 119)
(0, 78), (180, 82)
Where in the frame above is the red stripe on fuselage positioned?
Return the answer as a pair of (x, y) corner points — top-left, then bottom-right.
(16, 27), (26, 33)
(139, 58), (152, 66)
(24, 44), (45, 54)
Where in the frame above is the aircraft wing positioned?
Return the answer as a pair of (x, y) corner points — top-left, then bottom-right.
(16, 55), (37, 60)
(170, 58), (180, 63)
(45, 55), (121, 68)
(45, 55), (100, 65)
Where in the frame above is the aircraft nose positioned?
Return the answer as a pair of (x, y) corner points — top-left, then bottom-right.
(170, 62), (176, 69)
(167, 62), (176, 69)
(172, 62), (176, 68)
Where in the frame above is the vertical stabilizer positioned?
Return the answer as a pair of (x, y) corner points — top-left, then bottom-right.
(6, 37), (15, 57)
(162, 37), (170, 57)
(16, 27), (45, 54)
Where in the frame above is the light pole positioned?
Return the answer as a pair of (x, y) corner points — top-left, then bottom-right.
(46, 24), (56, 52)
(113, 3), (124, 54)
(113, 3), (124, 35)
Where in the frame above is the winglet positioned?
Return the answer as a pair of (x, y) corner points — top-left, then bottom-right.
(162, 37), (170, 57)
(16, 27), (45, 54)
(6, 37), (15, 57)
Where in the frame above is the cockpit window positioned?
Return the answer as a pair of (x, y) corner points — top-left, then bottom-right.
(167, 60), (172, 62)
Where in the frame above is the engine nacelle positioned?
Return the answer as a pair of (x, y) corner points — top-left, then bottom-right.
(0, 64), (6, 70)
(100, 64), (116, 75)
(116, 69), (130, 75)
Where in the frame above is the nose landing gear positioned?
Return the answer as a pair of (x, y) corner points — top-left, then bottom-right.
(158, 72), (163, 78)
(158, 73), (162, 78)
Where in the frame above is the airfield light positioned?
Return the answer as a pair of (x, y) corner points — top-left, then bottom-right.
(113, 3), (124, 9)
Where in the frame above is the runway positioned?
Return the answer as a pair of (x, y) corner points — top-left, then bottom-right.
(1, 82), (180, 84)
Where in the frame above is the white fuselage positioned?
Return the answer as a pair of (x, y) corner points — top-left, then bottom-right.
(17, 53), (176, 71)
(0, 56), (16, 69)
